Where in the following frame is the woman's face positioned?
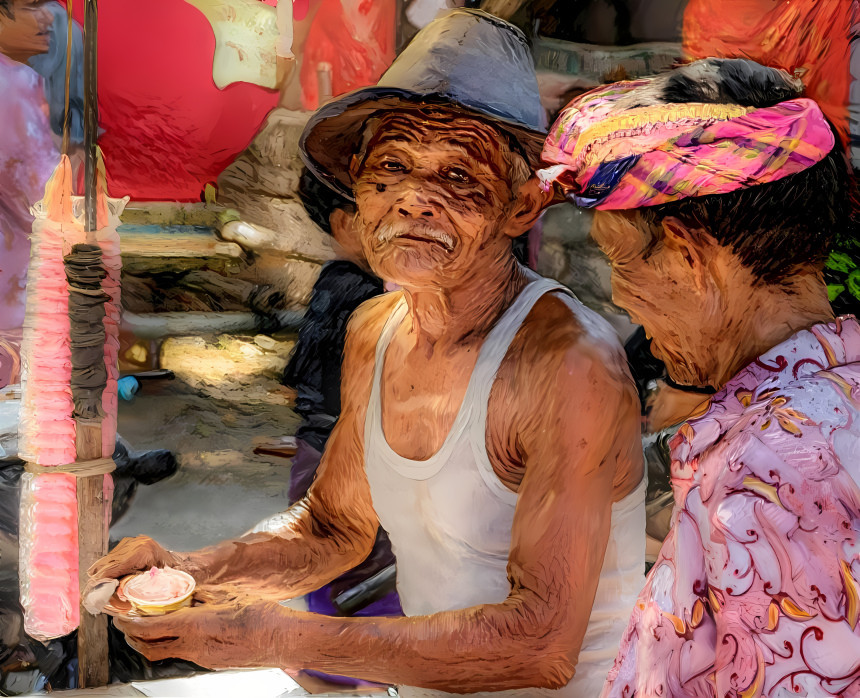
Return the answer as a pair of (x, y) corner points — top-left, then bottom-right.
(591, 209), (725, 386)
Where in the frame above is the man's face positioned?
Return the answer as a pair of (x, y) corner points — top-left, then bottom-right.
(0, 0), (52, 63)
(591, 209), (722, 384)
(351, 112), (519, 288)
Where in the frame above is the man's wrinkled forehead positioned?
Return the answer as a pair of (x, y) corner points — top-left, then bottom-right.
(355, 110), (510, 174)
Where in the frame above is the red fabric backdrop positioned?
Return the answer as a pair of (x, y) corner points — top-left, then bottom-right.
(56, 0), (401, 202)
(62, 0), (279, 202)
(299, 0), (396, 111)
(683, 0), (857, 151)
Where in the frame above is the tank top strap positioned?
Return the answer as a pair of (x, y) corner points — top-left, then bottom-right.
(365, 280), (577, 486)
(465, 277), (574, 500)
(469, 276), (572, 395)
(369, 294), (409, 418)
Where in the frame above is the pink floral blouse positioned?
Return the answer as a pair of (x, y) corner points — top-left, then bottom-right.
(603, 318), (860, 697)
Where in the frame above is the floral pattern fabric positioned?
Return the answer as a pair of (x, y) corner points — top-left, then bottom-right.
(603, 318), (860, 697)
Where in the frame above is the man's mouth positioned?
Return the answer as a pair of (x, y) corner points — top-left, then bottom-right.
(395, 232), (453, 250)
(377, 223), (455, 251)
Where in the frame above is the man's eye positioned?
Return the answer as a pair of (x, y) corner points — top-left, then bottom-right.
(443, 167), (472, 184)
(380, 160), (406, 172)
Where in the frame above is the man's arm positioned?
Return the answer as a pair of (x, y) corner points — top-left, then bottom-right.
(287, 343), (633, 691)
(90, 297), (392, 599)
(177, 408), (378, 598)
(117, 326), (644, 692)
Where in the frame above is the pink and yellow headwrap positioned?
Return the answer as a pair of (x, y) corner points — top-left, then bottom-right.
(538, 67), (836, 210)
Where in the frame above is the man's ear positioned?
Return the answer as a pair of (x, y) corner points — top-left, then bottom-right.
(329, 206), (367, 264)
(348, 154), (362, 186)
(503, 176), (555, 239)
(329, 207), (351, 240)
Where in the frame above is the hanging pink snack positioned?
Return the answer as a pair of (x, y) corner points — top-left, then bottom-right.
(18, 472), (79, 641)
(18, 155), (127, 641)
(19, 158), (84, 640)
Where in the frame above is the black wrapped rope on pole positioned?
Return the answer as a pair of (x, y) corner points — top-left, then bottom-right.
(64, 244), (109, 420)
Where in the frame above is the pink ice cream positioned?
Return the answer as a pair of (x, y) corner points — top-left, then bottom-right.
(122, 567), (195, 604)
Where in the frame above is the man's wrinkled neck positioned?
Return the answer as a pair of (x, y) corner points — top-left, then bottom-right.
(400, 253), (529, 349)
(696, 272), (835, 389)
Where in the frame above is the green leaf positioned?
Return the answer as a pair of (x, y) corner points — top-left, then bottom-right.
(847, 269), (860, 301)
(828, 284), (845, 302)
(826, 251), (857, 273)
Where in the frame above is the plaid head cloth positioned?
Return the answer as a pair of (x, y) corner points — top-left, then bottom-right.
(538, 72), (836, 210)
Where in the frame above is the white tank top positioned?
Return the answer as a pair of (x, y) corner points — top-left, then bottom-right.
(364, 277), (646, 698)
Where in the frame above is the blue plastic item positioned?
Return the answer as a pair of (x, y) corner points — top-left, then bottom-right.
(117, 376), (140, 401)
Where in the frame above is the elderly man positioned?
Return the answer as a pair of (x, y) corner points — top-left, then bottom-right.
(90, 10), (644, 697)
(540, 58), (860, 696)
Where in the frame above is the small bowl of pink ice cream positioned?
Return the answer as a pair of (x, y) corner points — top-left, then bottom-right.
(118, 567), (196, 616)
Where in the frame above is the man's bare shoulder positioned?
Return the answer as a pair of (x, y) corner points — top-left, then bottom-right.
(343, 292), (403, 359)
(518, 291), (629, 381)
(504, 289), (643, 495)
(492, 288), (642, 497)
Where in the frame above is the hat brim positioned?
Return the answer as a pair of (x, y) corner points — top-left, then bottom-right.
(299, 87), (547, 201)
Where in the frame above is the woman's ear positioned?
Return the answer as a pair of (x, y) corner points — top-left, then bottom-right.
(503, 176), (555, 239)
(660, 216), (719, 292)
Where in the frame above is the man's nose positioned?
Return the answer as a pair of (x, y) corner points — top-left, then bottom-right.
(396, 184), (436, 220)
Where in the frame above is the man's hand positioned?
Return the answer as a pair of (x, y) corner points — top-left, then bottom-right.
(114, 585), (288, 668)
(86, 533), (308, 599)
(88, 535), (191, 582)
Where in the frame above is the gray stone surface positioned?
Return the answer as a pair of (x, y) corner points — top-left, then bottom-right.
(536, 203), (637, 342)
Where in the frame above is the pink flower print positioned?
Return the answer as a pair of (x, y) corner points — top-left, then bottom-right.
(735, 387), (813, 438)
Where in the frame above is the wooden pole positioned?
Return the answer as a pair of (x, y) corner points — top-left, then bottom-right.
(61, 0), (73, 157)
(77, 0), (111, 687)
(76, 424), (110, 688)
(84, 0), (98, 235)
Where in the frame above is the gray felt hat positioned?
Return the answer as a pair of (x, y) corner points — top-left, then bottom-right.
(299, 8), (547, 200)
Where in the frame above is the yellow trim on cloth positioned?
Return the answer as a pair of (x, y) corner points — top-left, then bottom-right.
(568, 102), (754, 164)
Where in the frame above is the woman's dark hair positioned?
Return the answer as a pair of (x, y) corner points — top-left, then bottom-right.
(298, 167), (353, 235)
(636, 58), (854, 284)
(639, 146), (851, 284)
(0, 0), (12, 18)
